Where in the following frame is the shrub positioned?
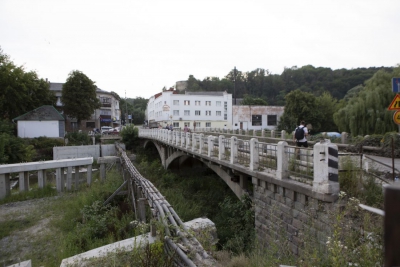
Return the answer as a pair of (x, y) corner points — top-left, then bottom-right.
(65, 132), (91, 146)
(120, 124), (138, 150)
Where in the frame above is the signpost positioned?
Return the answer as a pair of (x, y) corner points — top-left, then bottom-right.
(393, 111), (400, 125)
(388, 94), (400, 111)
(392, 78), (400, 93)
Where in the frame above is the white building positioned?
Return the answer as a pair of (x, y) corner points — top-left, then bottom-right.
(13, 105), (65, 138)
(232, 105), (284, 130)
(147, 89), (232, 129)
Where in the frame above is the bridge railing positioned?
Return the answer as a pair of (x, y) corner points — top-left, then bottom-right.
(139, 129), (339, 196)
(0, 158), (94, 199)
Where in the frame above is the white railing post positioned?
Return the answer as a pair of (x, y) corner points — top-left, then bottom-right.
(192, 133), (196, 151)
(199, 133), (204, 154)
(230, 136), (238, 164)
(271, 130), (275, 138)
(219, 135), (225, 160)
(186, 133), (191, 149)
(176, 131), (180, 146)
(276, 141), (289, 179)
(250, 138), (259, 171)
(208, 135), (214, 157)
(281, 130), (286, 140)
(0, 174), (10, 199)
(313, 140), (339, 195)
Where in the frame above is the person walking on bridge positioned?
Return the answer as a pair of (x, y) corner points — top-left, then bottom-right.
(293, 120), (309, 147)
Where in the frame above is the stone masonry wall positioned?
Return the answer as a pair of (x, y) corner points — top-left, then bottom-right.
(253, 178), (334, 256)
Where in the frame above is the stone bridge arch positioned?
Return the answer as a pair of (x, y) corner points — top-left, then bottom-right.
(143, 140), (247, 199)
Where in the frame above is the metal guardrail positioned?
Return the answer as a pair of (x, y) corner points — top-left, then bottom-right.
(116, 144), (216, 266)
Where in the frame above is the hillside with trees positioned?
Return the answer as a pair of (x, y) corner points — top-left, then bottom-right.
(185, 65), (393, 106)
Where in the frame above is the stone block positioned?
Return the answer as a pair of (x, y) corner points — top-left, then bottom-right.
(294, 201), (305, 211)
(292, 218), (303, 230)
(285, 188), (295, 200)
(285, 197), (294, 207)
(290, 242), (298, 255)
(297, 193), (307, 205)
(276, 193), (285, 203)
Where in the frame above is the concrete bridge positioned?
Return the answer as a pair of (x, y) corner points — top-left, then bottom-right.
(139, 128), (340, 255)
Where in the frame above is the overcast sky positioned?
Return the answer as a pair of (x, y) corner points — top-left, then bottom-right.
(1, 0), (399, 99)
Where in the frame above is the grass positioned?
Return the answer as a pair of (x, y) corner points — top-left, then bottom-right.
(0, 167), (140, 267)
(0, 184), (57, 205)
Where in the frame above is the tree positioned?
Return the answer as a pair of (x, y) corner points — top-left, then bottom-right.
(315, 92), (339, 132)
(0, 48), (56, 120)
(240, 94), (268, 105)
(61, 70), (101, 126)
(278, 89), (321, 132)
(333, 67), (400, 136)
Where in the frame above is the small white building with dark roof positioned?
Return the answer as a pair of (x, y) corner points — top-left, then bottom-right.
(13, 105), (65, 138)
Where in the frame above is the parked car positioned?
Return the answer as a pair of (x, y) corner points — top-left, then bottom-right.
(100, 126), (113, 135)
(105, 127), (120, 135)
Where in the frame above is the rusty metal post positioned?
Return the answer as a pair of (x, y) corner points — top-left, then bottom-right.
(392, 136), (395, 181)
(384, 184), (400, 267)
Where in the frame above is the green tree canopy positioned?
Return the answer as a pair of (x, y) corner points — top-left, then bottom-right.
(61, 70), (101, 125)
(0, 48), (55, 120)
(240, 94), (268, 105)
(278, 89), (321, 132)
(333, 66), (400, 136)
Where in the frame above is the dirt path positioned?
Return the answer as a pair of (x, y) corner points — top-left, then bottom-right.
(0, 197), (59, 266)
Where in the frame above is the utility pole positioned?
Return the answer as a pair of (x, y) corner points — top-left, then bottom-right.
(125, 90), (127, 125)
(234, 66), (237, 105)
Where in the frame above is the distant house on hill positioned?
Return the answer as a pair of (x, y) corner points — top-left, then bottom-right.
(13, 105), (65, 138)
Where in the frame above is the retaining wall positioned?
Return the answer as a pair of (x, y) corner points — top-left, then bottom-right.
(53, 144), (117, 160)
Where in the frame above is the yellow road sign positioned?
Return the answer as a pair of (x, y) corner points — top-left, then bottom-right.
(388, 94), (400, 110)
(393, 111), (400, 125)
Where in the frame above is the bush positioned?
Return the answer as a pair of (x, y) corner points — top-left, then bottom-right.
(120, 124), (138, 150)
(25, 137), (64, 161)
(65, 131), (91, 146)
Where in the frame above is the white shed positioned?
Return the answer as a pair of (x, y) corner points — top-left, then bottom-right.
(13, 105), (65, 138)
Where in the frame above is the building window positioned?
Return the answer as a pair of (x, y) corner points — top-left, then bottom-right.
(184, 110), (190, 116)
(224, 114), (227, 120)
(173, 110), (179, 116)
(267, 115), (277, 126)
(252, 115), (262, 126)
(216, 101), (221, 106)
(173, 122), (179, 128)
(195, 122), (200, 128)
(184, 100), (190, 105)
(173, 100), (179, 105)
(195, 101), (200, 106)
(86, 121), (95, 128)
(206, 110), (211, 116)
(205, 101), (211, 106)
(216, 111), (221, 116)
(224, 102), (227, 111)
(100, 97), (111, 107)
(195, 110), (200, 115)
(206, 122), (211, 127)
